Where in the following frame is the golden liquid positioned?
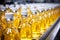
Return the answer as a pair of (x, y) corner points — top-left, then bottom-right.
(4, 28), (20, 40)
(0, 25), (3, 40)
(4, 20), (20, 40)
(0, 6), (60, 40)
(0, 11), (7, 30)
(13, 7), (22, 29)
(5, 7), (13, 13)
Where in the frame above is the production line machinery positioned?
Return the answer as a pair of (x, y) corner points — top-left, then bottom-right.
(0, 4), (60, 40)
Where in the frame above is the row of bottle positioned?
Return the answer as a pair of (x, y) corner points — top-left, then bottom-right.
(0, 6), (60, 40)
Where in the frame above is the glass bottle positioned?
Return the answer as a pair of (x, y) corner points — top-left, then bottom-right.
(31, 16), (40, 39)
(27, 7), (33, 24)
(20, 22), (27, 39)
(26, 22), (32, 40)
(0, 10), (7, 30)
(13, 7), (22, 29)
(3, 18), (20, 40)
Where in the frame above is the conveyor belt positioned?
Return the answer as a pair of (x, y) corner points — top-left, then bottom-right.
(54, 29), (60, 40)
(39, 17), (60, 40)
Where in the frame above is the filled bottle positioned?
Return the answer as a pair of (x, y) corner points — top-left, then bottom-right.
(0, 10), (7, 30)
(13, 6), (22, 29)
(3, 18), (20, 40)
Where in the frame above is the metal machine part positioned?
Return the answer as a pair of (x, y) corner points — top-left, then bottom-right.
(54, 29), (60, 40)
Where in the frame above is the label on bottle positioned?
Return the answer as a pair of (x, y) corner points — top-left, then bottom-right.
(5, 12), (13, 21)
(5, 12), (13, 14)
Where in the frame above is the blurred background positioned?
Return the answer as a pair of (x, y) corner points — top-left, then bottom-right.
(0, 0), (60, 4)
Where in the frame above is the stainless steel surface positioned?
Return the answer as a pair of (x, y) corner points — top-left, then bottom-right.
(46, 18), (60, 40)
